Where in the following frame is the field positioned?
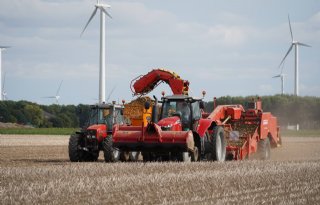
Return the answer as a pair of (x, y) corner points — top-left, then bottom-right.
(1, 135), (320, 204)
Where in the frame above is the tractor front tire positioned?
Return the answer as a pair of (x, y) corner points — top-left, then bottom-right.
(210, 126), (226, 161)
(103, 136), (120, 162)
(69, 134), (89, 162)
(258, 137), (271, 160)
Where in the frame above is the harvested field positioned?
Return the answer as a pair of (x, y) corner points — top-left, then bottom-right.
(1, 135), (320, 204)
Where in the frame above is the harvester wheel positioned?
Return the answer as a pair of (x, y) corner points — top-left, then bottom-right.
(258, 137), (271, 160)
(191, 146), (199, 162)
(102, 136), (120, 162)
(210, 126), (226, 161)
(69, 134), (90, 162)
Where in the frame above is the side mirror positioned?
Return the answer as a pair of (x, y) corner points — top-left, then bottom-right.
(144, 102), (150, 110)
(199, 101), (205, 109)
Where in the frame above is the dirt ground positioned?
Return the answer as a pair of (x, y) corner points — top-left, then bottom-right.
(1, 135), (320, 204)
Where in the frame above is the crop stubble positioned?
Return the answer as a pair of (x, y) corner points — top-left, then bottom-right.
(1, 135), (320, 204)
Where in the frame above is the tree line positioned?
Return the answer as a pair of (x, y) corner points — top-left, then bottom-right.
(0, 95), (320, 129)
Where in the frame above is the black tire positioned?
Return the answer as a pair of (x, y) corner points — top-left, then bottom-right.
(69, 134), (82, 162)
(209, 126), (226, 161)
(258, 137), (271, 160)
(69, 134), (96, 162)
(103, 136), (120, 162)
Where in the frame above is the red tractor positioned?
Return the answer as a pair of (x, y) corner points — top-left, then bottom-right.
(68, 103), (128, 162)
(112, 69), (282, 162)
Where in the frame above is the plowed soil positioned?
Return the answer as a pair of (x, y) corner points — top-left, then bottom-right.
(1, 135), (320, 204)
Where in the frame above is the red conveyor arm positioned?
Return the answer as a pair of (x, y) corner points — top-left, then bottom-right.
(131, 68), (189, 96)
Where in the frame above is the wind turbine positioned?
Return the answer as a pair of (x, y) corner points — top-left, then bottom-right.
(81, 0), (112, 104)
(279, 15), (311, 96)
(0, 46), (10, 101)
(2, 72), (7, 100)
(45, 80), (63, 104)
(273, 73), (286, 95)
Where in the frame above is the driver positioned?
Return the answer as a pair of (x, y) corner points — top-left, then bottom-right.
(103, 109), (113, 131)
(177, 102), (190, 130)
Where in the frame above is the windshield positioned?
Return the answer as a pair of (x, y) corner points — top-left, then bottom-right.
(88, 107), (123, 126)
(162, 100), (191, 123)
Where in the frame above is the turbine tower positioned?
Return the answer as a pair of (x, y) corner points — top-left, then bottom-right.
(81, 0), (112, 104)
(273, 73), (286, 95)
(279, 15), (311, 96)
(0, 46), (10, 101)
(2, 72), (7, 100)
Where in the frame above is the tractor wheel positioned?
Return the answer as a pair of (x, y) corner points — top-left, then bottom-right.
(120, 151), (130, 162)
(102, 136), (120, 162)
(69, 134), (91, 162)
(210, 126), (226, 161)
(258, 137), (271, 160)
(129, 152), (141, 161)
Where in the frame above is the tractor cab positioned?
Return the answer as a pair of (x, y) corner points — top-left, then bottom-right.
(87, 103), (124, 132)
(158, 95), (204, 131)
(69, 102), (126, 162)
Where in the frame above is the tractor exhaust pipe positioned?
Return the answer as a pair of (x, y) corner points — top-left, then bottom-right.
(144, 95), (158, 124)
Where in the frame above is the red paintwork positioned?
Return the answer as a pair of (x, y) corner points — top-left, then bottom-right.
(131, 69), (189, 95)
(157, 116), (182, 131)
(113, 98), (281, 160)
(197, 118), (213, 137)
(113, 123), (193, 150)
(87, 124), (108, 143)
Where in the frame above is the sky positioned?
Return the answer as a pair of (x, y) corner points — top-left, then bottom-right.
(0, 0), (319, 105)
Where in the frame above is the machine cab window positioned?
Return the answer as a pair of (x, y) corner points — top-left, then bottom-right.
(162, 100), (191, 123)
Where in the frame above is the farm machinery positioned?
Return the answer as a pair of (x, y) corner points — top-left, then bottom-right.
(112, 68), (282, 161)
(68, 102), (128, 162)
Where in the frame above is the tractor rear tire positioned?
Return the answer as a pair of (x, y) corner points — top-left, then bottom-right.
(69, 134), (93, 162)
(210, 126), (226, 161)
(258, 137), (271, 160)
(103, 136), (120, 162)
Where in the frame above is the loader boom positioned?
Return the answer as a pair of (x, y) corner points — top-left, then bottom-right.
(131, 68), (189, 96)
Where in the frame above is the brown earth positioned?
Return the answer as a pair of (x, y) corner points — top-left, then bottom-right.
(1, 135), (320, 204)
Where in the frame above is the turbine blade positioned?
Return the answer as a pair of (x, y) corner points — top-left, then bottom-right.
(80, 7), (98, 36)
(279, 44), (293, 67)
(273, 75), (281, 78)
(56, 80), (63, 96)
(297, 42), (311, 47)
(43, 96), (56, 99)
(288, 14), (294, 41)
(100, 7), (112, 18)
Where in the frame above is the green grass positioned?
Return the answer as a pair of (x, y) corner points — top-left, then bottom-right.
(281, 129), (320, 137)
(0, 128), (78, 135)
